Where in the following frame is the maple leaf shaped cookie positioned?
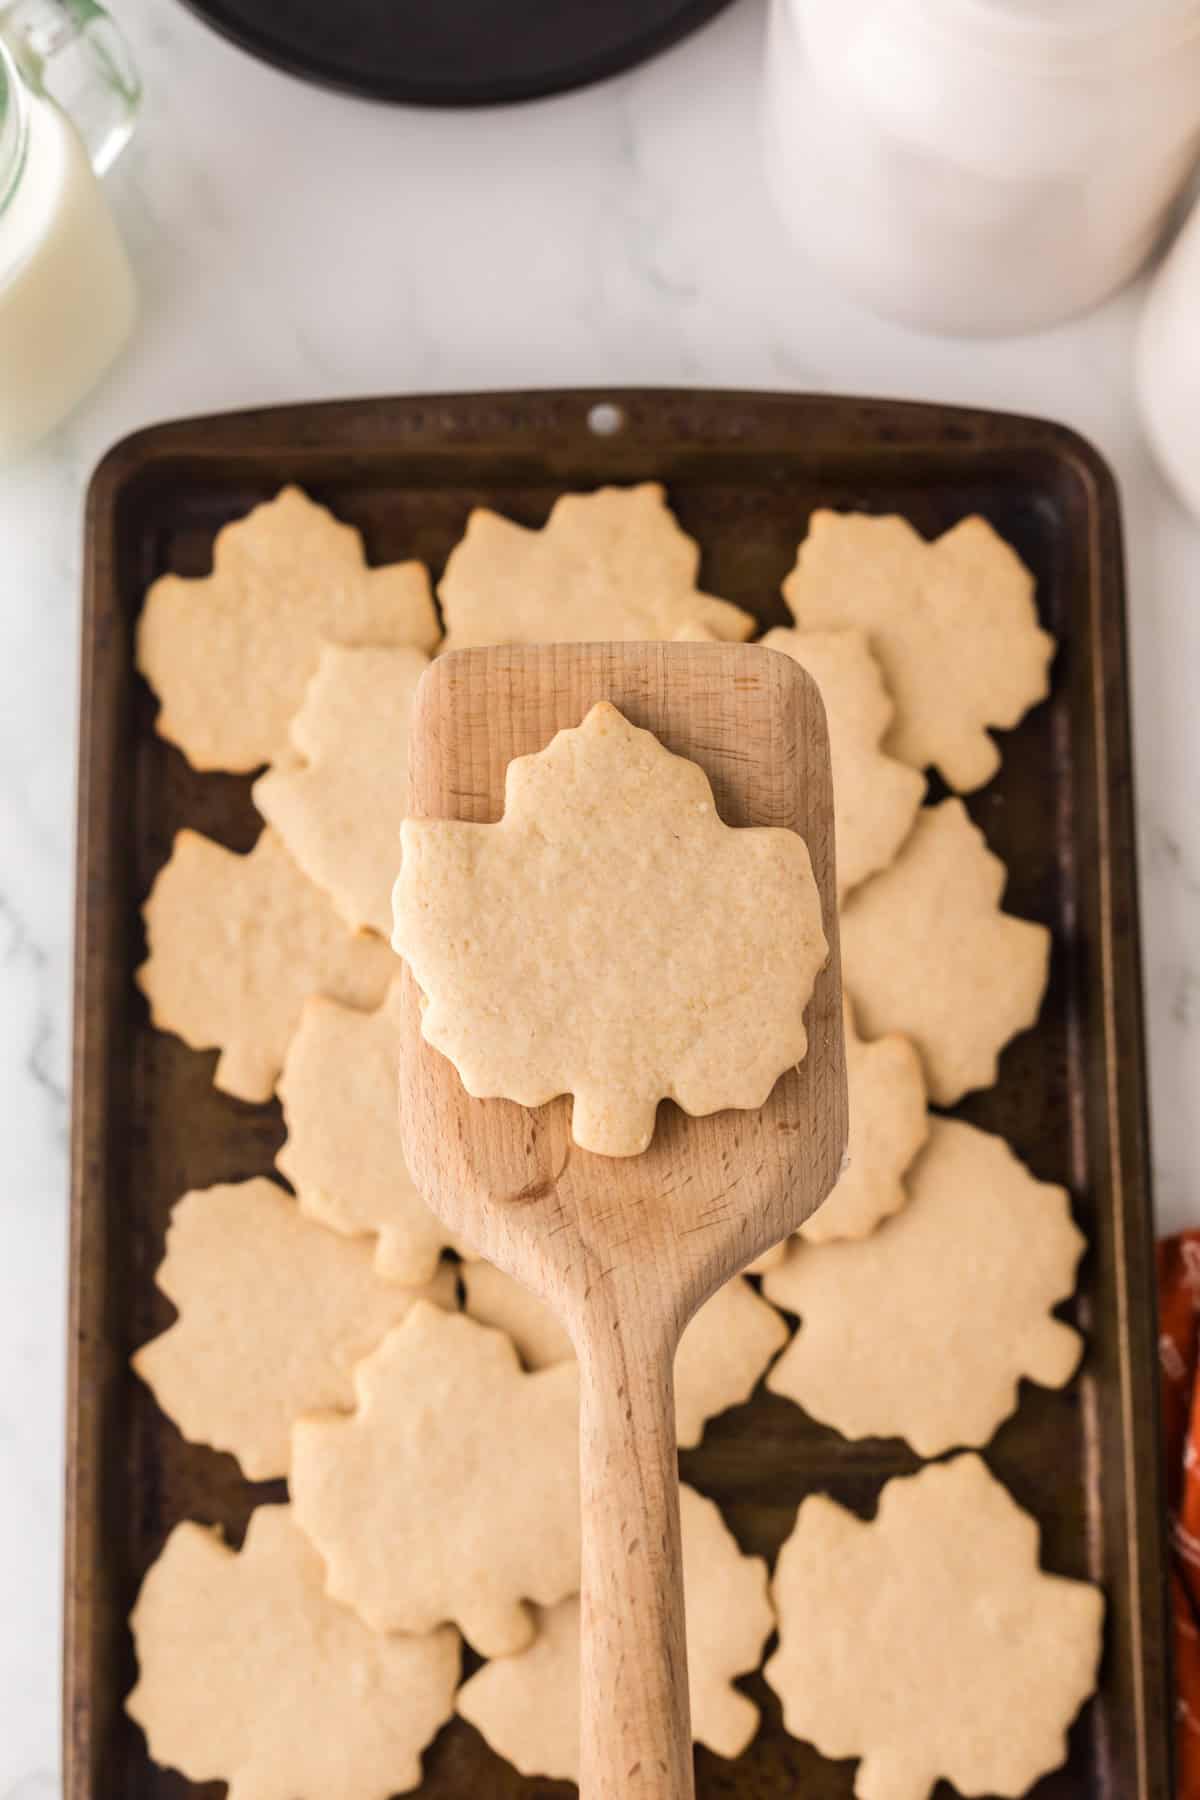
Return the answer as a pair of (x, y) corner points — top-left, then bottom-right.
(456, 1484), (774, 1777)
(760, 627), (925, 896)
(798, 1000), (928, 1238)
(460, 1260), (576, 1369)
(276, 983), (455, 1285)
(290, 1303), (580, 1656)
(749, 999), (928, 1271)
(840, 798), (1050, 1106)
(138, 828), (395, 1103)
(461, 1263), (787, 1448)
(763, 1117), (1084, 1455)
(800, 999), (927, 1247)
(253, 643), (429, 936)
(438, 483), (754, 649)
(127, 1505), (459, 1800)
(392, 702), (828, 1156)
(137, 486), (439, 772)
(131, 1178), (455, 1480)
(765, 1455), (1104, 1800)
(782, 510), (1055, 792)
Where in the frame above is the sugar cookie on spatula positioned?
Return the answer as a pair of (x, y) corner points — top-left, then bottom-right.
(391, 642), (846, 1800)
(395, 698), (828, 1157)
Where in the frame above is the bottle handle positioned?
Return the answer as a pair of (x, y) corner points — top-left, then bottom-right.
(1, 0), (139, 174)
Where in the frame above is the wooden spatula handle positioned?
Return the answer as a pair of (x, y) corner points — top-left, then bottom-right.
(576, 1303), (694, 1800)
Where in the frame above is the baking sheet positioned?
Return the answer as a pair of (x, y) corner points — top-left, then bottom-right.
(67, 388), (1171, 1800)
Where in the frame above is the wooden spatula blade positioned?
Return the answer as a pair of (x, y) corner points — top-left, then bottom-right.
(396, 640), (847, 1325)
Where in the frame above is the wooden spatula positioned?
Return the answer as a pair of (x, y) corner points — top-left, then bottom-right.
(396, 641), (847, 1800)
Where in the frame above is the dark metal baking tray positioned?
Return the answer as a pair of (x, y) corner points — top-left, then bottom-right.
(67, 388), (1171, 1799)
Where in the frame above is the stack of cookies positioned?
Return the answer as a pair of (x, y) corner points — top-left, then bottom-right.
(125, 482), (1102, 1800)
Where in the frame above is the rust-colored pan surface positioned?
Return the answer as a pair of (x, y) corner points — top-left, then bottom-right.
(68, 389), (1171, 1800)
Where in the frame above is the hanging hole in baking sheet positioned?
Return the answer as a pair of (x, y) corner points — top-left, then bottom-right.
(587, 403), (625, 438)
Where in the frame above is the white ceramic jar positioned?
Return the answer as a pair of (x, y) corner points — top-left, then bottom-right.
(763, 0), (1200, 335)
(0, 0), (139, 457)
(1138, 198), (1200, 518)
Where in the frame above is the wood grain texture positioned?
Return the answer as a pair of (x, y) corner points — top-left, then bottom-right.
(395, 642), (847, 1800)
(66, 389), (1170, 1800)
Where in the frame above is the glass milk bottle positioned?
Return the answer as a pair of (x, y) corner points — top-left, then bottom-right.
(763, 0), (1200, 336)
(0, 0), (139, 456)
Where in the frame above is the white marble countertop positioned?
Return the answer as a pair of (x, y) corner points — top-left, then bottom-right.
(3, 0), (1199, 1786)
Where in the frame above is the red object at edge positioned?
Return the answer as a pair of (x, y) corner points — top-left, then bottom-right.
(1157, 1231), (1200, 1796)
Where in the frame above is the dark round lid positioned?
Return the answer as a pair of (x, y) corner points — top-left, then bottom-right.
(176, 0), (735, 106)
